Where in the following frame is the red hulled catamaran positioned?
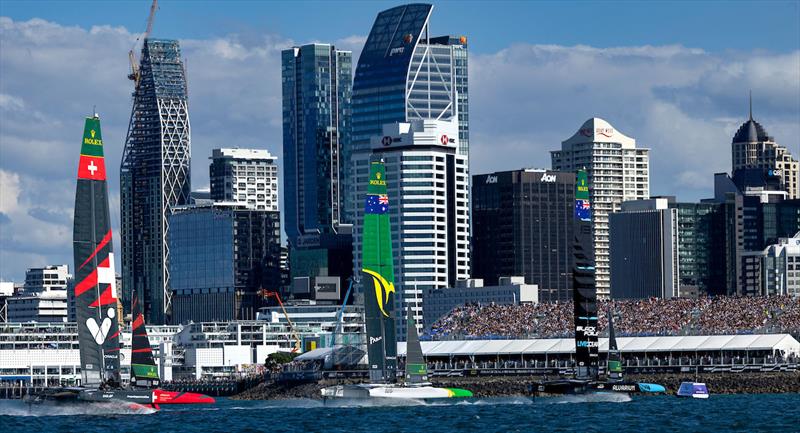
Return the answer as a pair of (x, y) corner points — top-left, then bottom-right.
(27, 114), (213, 410)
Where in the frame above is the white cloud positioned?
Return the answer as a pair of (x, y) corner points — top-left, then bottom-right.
(468, 43), (800, 197)
(0, 16), (798, 281)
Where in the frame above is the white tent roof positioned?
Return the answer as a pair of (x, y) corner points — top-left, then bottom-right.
(397, 334), (800, 357)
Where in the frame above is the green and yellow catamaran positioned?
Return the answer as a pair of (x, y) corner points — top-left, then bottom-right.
(321, 160), (472, 400)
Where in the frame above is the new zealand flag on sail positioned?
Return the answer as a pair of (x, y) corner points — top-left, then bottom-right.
(365, 194), (389, 214)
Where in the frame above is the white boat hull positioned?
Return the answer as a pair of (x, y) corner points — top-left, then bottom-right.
(321, 384), (463, 400)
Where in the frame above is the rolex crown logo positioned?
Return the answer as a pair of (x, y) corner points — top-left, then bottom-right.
(90, 130), (96, 138)
(376, 172), (381, 179)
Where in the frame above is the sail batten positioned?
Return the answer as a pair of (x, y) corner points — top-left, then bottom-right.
(72, 115), (121, 386)
(362, 160), (397, 383)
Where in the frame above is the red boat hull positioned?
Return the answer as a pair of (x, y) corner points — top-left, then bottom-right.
(152, 389), (216, 404)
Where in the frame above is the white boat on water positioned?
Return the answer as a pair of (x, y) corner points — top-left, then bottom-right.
(677, 382), (709, 399)
(320, 161), (472, 401)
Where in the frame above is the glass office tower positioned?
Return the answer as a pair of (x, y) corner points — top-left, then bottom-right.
(121, 39), (190, 324)
(282, 44), (354, 290)
(347, 3), (469, 223)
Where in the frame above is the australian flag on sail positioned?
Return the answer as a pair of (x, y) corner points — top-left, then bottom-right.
(575, 199), (591, 222)
(365, 194), (389, 214)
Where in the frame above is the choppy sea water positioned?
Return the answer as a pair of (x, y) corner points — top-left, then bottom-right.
(1, 394), (799, 433)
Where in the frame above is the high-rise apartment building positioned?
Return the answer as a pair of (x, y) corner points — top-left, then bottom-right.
(552, 118), (650, 297)
(471, 169), (575, 302)
(732, 104), (799, 199)
(352, 119), (469, 338)
(281, 44), (354, 289)
(209, 148), (278, 211)
(348, 4), (468, 223)
(121, 39), (190, 324)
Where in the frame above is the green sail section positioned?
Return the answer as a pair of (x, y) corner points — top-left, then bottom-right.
(131, 364), (160, 379)
(80, 116), (104, 156)
(362, 160), (397, 383)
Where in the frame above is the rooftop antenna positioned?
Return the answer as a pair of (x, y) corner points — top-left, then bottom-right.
(93, 105), (98, 119)
(749, 90), (753, 121)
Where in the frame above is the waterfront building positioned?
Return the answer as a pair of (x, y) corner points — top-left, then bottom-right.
(6, 265), (71, 323)
(0, 319), (359, 384)
(209, 148), (278, 211)
(423, 277), (538, 331)
(352, 119), (469, 339)
(551, 118), (650, 297)
(731, 104), (799, 199)
(281, 44), (354, 290)
(121, 39), (191, 324)
(471, 169), (575, 302)
(348, 3), (469, 223)
(168, 202), (282, 323)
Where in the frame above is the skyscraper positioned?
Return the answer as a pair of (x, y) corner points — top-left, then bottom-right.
(121, 39), (190, 324)
(210, 148), (278, 211)
(281, 44), (353, 289)
(347, 3), (468, 223)
(352, 119), (469, 339)
(552, 118), (650, 297)
(471, 169), (575, 302)
(731, 102), (799, 199)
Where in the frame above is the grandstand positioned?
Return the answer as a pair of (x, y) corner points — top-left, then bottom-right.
(428, 296), (800, 340)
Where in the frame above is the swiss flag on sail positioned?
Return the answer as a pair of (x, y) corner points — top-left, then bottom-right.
(78, 155), (106, 180)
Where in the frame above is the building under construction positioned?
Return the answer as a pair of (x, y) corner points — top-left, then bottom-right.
(121, 33), (191, 324)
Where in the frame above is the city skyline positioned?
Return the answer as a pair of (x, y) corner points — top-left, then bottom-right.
(1, 1), (800, 281)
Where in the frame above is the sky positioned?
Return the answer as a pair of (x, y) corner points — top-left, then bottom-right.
(0, 0), (799, 282)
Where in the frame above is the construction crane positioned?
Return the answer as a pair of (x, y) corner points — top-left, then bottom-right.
(259, 289), (302, 353)
(128, 0), (159, 85)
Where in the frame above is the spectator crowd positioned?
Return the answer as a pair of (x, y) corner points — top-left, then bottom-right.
(427, 296), (800, 339)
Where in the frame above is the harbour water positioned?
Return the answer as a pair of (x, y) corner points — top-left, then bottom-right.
(1, 394), (798, 432)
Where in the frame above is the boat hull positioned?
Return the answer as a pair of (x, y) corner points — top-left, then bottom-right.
(25, 387), (215, 409)
(321, 384), (473, 400)
(533, 379), (665, 396)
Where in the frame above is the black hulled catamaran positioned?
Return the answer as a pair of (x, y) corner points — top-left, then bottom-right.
(533, 170), (665, 397)
(26, 114), (214, 410)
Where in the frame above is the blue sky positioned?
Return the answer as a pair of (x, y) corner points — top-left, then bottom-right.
(3, 0), (799, 53)
(1, 1), (799, 282)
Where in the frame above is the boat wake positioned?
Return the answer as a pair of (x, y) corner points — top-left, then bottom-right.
(541, 393), (632, 404)
(227, 396), (535, 409)
(0, 400), (158, 416)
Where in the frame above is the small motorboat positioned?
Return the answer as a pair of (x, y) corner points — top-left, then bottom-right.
(676, 382), (709, 399)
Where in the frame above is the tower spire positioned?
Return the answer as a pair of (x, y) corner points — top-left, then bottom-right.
(749, 90), (753, 121)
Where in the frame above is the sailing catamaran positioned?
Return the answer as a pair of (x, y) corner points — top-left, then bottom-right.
(27, 114), (214, 409)
(533, 170), (665, 397)
(321, 160), (472, 400)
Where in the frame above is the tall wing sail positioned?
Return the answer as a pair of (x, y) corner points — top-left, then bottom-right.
(131, 289), (160, 387)
(573, 169), (598, 380)
(361, 160), (397, 383)
(72, 115), (121, 386)
(404, 303), (427, 384)
(606, 306), (623, 381)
